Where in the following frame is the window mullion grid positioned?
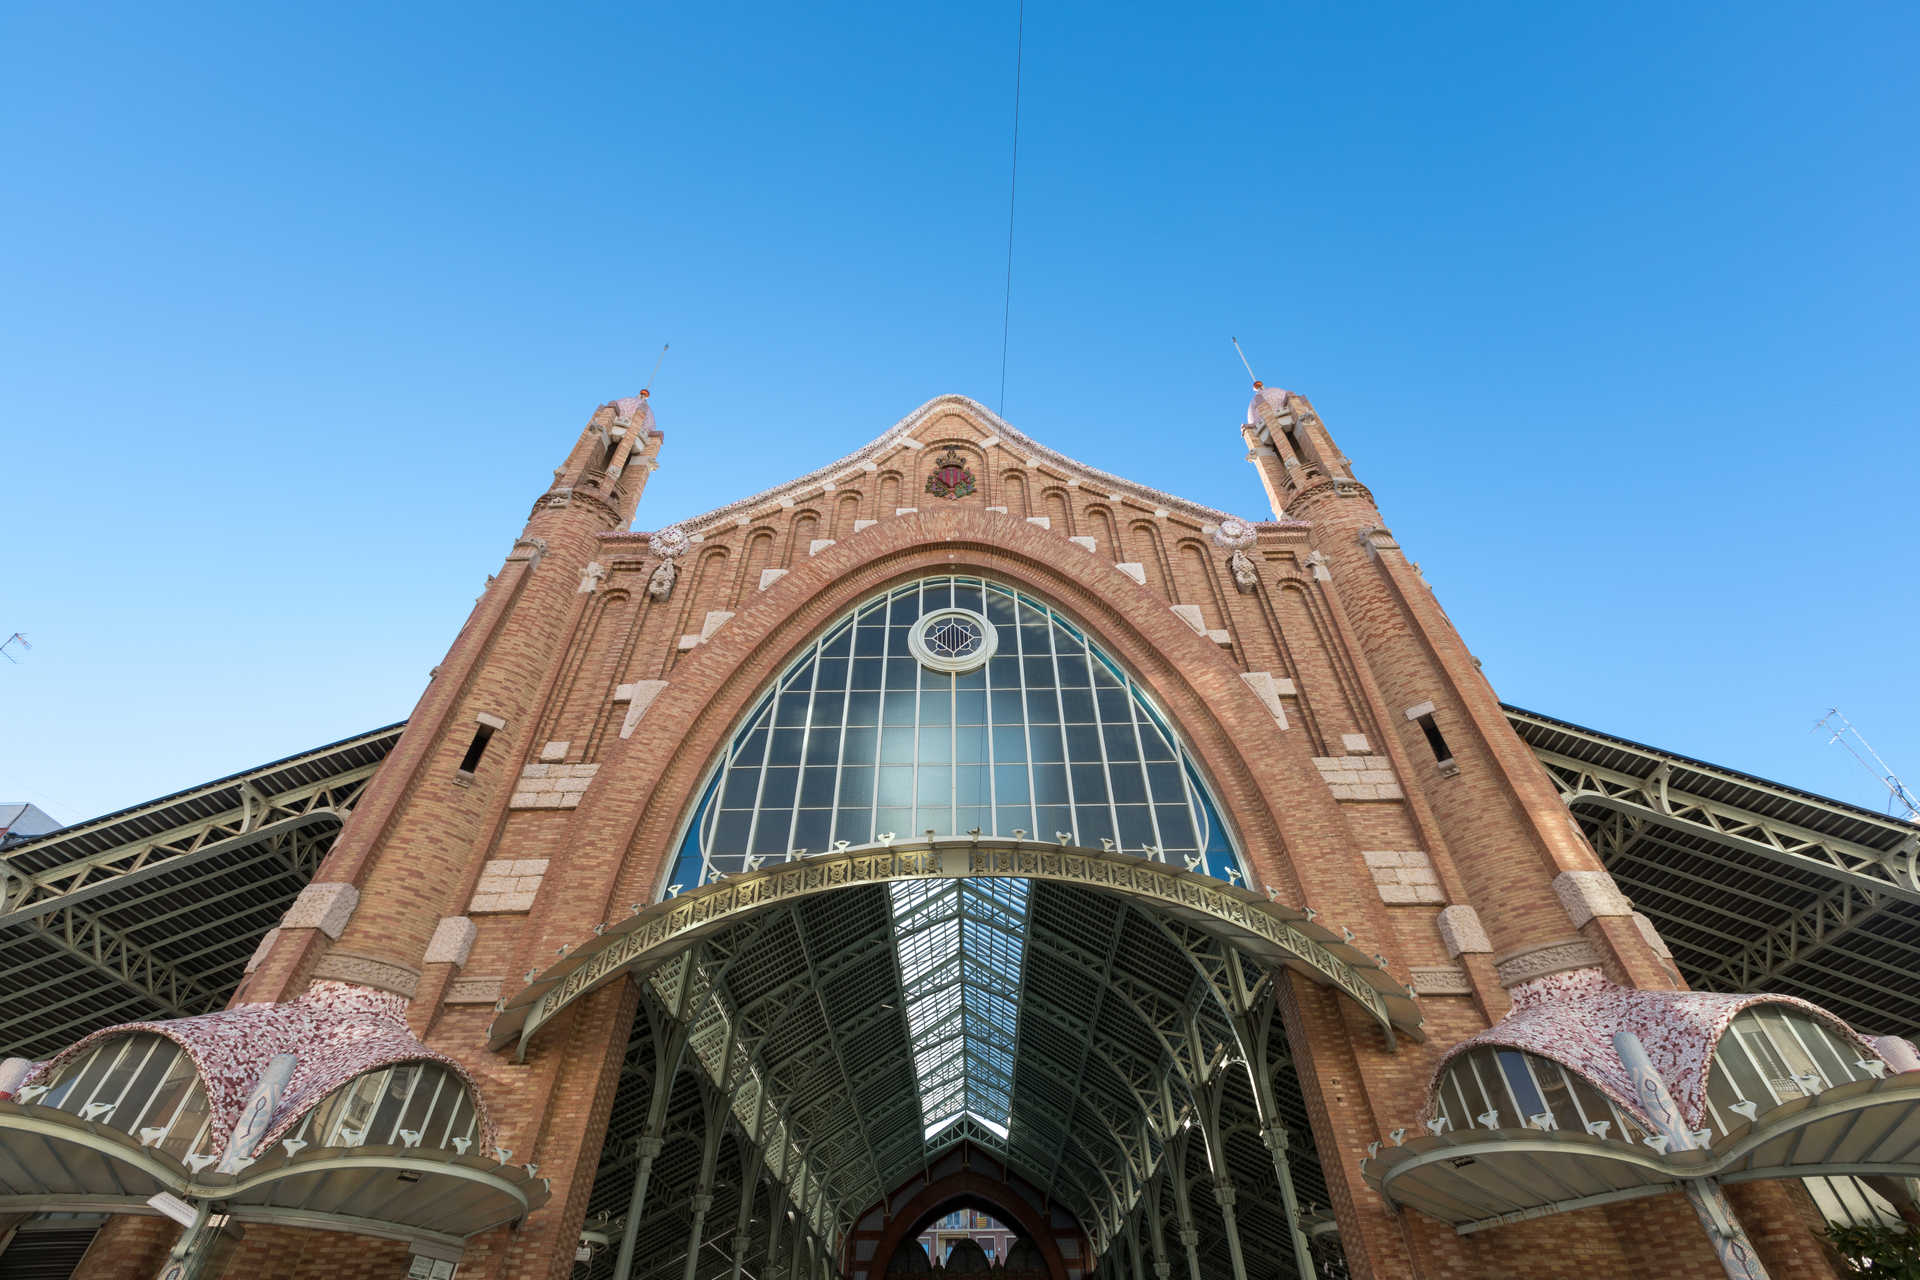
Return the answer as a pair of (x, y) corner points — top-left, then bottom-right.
(824, 615), (858, 847)
(877, 587), (902, 838)
(982, 579), (999, 830)
(1039, 601), (1082, 847)
(780, 633), (827, 858)
(1076, 623), (1135, 858)
(736, 689), (783, 877)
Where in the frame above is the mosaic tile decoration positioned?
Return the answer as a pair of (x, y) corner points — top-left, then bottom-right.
(1422, 967), (1880, 1129)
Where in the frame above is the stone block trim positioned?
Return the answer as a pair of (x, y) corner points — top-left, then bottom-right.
(1170, 604), (1207, 636)
(1363, 850), (1445, 905)
(1493, 937), (1605, 987)
(424, 915), (477, 967)
(1115, 562), (1146, 586)
(853, 519), (877, 532)
(1632, 912), (1674, 960)
(759, 568), (788, 590)
(509, 764), (599, 809)
(615, 680), (669, 740)
(809, 539), (836, 555)
(310, 951), (421, 998)
(1553, 869), (1634, 928)
(1436, 905), (1492, 957)
(244, 927), (280, 975)
(678, 609), (737, 650)
(1067, 536), (1095, 553)
(1340, 733), (1372, 754)
(282, 882), (359, 939)
(469, 858), (550, 913)
(1310, 755), (1404, 801)
(444, 977), (504, 1006)
(1411, 964), (1472, 996)
(539, 740), (569, 762)
(1238, 671), (1291, 730)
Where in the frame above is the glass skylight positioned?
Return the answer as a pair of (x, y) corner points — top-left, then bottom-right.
(888, 876), (1029, 1139)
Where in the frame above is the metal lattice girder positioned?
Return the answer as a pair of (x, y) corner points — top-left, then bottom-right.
(1508, 706), (1920, 1038)
(0, 727), (398, 1059)
(1515, 712), (1919, 901)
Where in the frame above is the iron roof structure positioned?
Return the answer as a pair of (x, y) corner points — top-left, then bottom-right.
(1507, 706), (1920, 1038)
(0, 725), (403, 1060)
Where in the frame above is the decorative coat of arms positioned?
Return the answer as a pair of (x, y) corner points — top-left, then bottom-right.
(924, 448), (976, 500)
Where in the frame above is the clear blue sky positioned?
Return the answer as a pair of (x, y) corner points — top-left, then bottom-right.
(3, 2), (1915, 823)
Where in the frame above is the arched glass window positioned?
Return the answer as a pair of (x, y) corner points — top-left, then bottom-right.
(666, 576), (1244, 893)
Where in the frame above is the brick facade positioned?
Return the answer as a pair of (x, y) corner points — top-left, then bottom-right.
(94, 388), (1842, 1278)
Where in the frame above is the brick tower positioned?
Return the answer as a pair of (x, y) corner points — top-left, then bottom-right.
(9, 384), (1909, 1280)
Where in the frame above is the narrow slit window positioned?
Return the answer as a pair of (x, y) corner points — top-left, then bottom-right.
(458, 724), (494, 774)
(1416, 712), (1452, 766)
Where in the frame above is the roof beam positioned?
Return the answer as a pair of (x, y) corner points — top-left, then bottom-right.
(1533, 746), (1920, 903)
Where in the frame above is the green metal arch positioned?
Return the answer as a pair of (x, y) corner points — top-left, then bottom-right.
(489, 837), (1422, 1058)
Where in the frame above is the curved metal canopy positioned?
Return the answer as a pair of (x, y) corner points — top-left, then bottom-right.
(0, 1101), (545, 1244)
(1366, 1073), (1920, 1234)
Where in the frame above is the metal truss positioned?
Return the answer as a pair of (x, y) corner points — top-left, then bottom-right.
(1530, 744), (1918, 900)
(1508, 706), (1920, 1036)
(0, 725), (400, 1058)
(575, 875), (1340, 1279)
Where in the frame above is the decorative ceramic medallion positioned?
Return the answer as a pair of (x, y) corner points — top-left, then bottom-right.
(1211, 518), (1258, 550)
(648, 525), (691, 559)
(908, 608), (997, 673)
(924, 447), (976, 500)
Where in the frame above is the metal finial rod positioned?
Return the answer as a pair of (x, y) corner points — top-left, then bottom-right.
(1230, 337), (1258, 384)
(643, 343), (669, 392)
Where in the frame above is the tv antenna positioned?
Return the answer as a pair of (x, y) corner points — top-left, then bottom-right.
(0, 633), (28, 664)
(1814, 709), (1919, 821)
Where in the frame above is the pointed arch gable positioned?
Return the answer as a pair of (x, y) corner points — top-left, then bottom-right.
(503, 510), (1408, 1047)
(589, 512), (1318, 916)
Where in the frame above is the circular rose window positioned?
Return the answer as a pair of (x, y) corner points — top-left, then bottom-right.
(908, 608), (998, 673)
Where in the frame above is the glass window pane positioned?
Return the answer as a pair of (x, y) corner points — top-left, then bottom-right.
(712, 811), (752, 853)
(955, 767), (990, 806)
(995, 806), (1032, 834)
(721, 771), (762, 809)
(800, 767), (838, 807)
(1114, 806), (1155, 850)
(1076, 808), (1115, 848)
(1069, 764), (1109, 803)
(954, 726), (988, 763)
(792, 811), (832, 854)
(993, 766), (1030, 801)
(1109, 763), (1149, 804)
(877, 767), (914, 806)
(838, 767), (875, 806)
